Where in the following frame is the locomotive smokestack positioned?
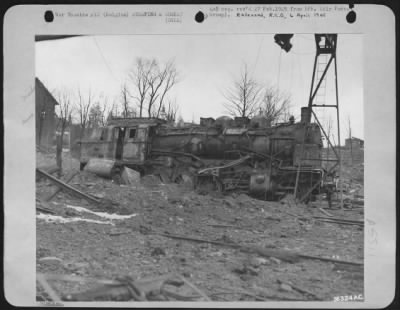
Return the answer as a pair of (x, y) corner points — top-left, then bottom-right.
(300, 107), (311, 123)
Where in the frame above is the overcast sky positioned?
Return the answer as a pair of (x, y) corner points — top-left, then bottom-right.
(36, 34), (363, 143)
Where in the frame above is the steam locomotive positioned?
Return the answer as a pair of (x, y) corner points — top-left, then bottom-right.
(79, 107), (328, 201)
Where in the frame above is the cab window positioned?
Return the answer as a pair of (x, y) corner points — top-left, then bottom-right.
(100, 129), (106, 141)
(129, 128), (137, 139)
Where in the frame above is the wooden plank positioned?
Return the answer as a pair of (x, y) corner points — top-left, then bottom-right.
(36, 206), (55, 214)
(37, 274), (62, 302)
(318, 207), (334, 217)
(43, 171), (79, 202)
(157, 232), (363, 266)
(36, 168), (100, 205)
(313, 216), (364, 224)
(37, 164), (60, 176)
(39, 273), (196, 302)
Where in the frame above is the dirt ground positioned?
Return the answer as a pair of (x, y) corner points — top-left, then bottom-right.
(36, 150), (364, 302)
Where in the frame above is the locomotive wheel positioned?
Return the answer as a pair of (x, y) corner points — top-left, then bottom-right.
(195, 176), (216, 194)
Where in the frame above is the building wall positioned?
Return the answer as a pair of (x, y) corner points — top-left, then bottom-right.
(69, 124), (97, 159)
(345, 138), (364, 149)
(36, 78), (57, 149)
(321, 146), (364, 166)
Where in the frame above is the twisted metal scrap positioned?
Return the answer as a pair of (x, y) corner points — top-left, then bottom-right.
(37, 273), (210, 302)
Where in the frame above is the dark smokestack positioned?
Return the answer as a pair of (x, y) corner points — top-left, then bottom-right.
(301, 107), (311, 123)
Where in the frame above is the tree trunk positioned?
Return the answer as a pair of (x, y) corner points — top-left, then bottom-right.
(56, 135), (62, 177)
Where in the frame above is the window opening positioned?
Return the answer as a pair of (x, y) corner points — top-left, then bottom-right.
(129, 128), (137, 138)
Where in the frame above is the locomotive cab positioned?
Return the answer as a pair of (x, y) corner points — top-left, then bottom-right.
(79, 118), (164, 169)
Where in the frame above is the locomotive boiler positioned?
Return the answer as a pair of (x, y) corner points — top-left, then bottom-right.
(79, 107), (327, 201)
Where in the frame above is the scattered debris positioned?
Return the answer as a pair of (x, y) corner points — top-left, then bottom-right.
(44, 171), (79, 202)
(37, 273), (210, 301)
(141, 175), (162, 187)
(84, 158), (118, 179)
(108, 228), (132, 236)
(276, 279), (323, 300)
(156, 232), (363, 267)
(318, 207), (334, 217)
(120, 167), (141, 185)
(37, 274), (62, 302)
(36, 203), (56, 214)
(36, 168), (101, 205)
(65, 205), (137, 220)
(156, 232), (299, 263)
(208, 223), (243, 229)
(313, 216), (364, 227)
(214, 285), (307, 301)
(37, 164), (60, 175)
(151, 247), (166, 256)
(270, 257), (282, 265)
(280, 194), (296, 207)
(279, 282), (293, 292)
(38, 257), (63, 268)
(36, 147), (364, 302)
(233, 264), (259, 276)
(37, 213), (115, 225)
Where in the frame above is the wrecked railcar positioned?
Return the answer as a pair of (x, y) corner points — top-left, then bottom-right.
(78, 107), (333, 201)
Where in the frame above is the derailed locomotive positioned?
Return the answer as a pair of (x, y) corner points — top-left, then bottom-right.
(79, 107), (330, 201)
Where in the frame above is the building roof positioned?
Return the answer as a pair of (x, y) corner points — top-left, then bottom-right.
(35, 77), (59, 105)
(346, 137), (364, 142)
(107, 117), (166, 127)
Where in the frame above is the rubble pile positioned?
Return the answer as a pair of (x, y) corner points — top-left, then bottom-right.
(36, 150), (364, 302)
(340, 163), (365, 208)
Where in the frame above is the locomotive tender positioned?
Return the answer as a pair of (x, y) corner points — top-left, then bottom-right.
(79, 107), (328, 201)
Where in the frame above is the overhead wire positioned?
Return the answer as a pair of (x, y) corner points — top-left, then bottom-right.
(277, 48), (282, 91)
(288, 53), (294, 91)
(92, 36), (120, 83)
(252, 35), (265, 75)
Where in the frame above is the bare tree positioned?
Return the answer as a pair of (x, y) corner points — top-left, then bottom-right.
(120, 83), (131, 118)
(147, 59), (164, 117)
(109, 97), (120, 119)
(153, 60), (179, 118)
(128, 58), (156, 117)
(128, 57), (179, 118)
(56, 91), (73, 138)
(160, 98), (179, 123)
(222, 64), (263, 118)
(76, 88), (93, 139)
(99, 97), (114, 126)
(54, 90), (73, 175)
(260, 86), (291, 124)
(88, 97), (112, 128)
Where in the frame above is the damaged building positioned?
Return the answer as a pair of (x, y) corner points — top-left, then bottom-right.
(36, 77), (58, 150)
